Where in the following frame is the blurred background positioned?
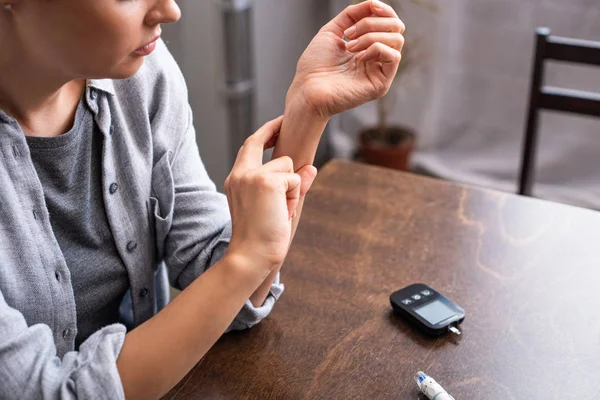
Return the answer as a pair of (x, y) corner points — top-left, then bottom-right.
(163, 0), (600, 209)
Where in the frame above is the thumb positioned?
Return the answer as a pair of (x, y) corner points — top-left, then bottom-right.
(297, 165), (318, 197)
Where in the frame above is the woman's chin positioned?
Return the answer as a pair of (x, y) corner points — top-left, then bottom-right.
(105, 58), (146, 80)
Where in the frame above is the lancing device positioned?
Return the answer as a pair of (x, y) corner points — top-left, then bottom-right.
(414, 371), (455, 400)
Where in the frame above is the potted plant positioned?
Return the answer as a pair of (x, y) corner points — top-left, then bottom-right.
(353, 0), (438, 171)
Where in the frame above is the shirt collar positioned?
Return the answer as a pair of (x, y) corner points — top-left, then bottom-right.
(86, 79), (115, 96)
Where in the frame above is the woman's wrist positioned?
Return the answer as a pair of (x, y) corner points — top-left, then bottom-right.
(221, 246), (275, 289)
(275, 82), (330, 166)
(285, 80), (332, 125)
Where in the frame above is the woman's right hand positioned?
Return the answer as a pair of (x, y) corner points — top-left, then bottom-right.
(224, 116), (316, 276)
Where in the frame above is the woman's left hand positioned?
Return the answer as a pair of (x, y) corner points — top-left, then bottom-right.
(288, 0), (405, 119)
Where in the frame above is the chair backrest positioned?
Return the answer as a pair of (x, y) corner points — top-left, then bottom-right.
(518, 28), (600, 197)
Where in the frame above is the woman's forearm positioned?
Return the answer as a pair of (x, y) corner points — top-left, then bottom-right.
(274, 88), (328, 244)
(274, 86), (330, 169)
(249, 87), (329, 307)
(117, 253), (267, 400)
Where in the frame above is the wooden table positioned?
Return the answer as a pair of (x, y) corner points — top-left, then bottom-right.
(165, 160), (600, 399)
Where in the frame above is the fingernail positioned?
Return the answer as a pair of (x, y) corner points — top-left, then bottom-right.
(372, 0), (384, 10)
(346, 39), (358, 50)
(344, 25), (356, 39)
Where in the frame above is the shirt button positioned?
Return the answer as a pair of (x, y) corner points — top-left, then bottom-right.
(109, 125), (114, 135)
(139, 288), (149, 298)
(126, 241), (138, 252)
(109, 182), (118, 194)
(90, 90), (97, 100)
(54, 271), (60, 282)
(62, 328), (70, 340)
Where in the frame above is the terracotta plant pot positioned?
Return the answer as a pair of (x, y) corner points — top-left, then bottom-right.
(358, 126), (416, 171)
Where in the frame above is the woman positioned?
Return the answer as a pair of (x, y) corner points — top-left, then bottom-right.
(0, 0), (404, 398)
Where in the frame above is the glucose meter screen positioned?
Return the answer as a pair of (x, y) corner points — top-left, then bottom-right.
(414, 300), (455, 325)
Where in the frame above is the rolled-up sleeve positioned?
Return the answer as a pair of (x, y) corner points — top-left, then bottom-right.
(158, 103), (283, 330)
(0, 289), (126, 399)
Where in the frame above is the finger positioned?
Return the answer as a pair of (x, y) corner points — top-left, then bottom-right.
(279, 173), (302, 220)
(370, 0), (399, 18)
(359, 42), (402, 65)
(296, 165), (318, 197)
(346, 32), (405, 53)
(324, 0), (398, 38)
(233, 116), (283, 172)
(358, 42), (402, 83)
(263, 155), (294, 174)
(264, 131), (280, 151)
(344, 16), (405, 40)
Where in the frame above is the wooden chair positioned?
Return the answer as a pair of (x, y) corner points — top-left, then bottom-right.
(519, 28), (600, 196)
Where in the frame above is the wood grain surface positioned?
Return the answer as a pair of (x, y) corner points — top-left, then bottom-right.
(164, 160), (600, 400)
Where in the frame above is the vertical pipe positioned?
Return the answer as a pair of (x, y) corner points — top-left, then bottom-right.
(219, 0), (255, 164)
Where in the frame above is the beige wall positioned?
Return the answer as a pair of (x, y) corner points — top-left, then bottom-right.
(162, 1), (230, 189)
(163, 1), (329, 190)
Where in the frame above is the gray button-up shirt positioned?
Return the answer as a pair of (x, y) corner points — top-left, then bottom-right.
(0, 40), (283, 399)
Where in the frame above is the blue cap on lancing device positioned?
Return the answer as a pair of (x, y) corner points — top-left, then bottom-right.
(414, 371), (455, 400)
